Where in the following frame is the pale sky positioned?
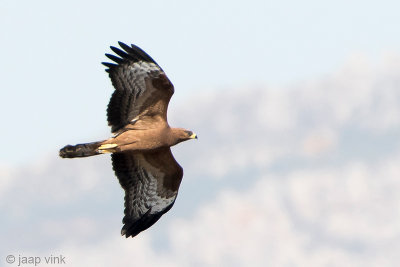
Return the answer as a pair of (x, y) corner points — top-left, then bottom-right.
(1, 0), (400, 165)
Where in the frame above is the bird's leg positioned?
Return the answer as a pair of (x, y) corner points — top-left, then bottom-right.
(97, 143), (118, 154)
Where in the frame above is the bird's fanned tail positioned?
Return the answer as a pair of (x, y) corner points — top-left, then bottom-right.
(59, 141), (103, 158)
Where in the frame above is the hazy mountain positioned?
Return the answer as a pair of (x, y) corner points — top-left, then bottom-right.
(1, 55), (400, 266)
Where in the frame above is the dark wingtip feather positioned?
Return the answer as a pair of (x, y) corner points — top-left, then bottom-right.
(110, 46), (129, 59)
(105, 53), (123, 64)
(102, 42), (162, 71)
(102, 62), (117, 68)
(118, 41), (134, 53)
(121, 202), (175, 238)
(102, 62), (117, 72)
(129, 43), (158, 64)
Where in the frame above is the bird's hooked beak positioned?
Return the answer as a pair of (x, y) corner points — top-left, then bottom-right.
(189, 133), (198, 139)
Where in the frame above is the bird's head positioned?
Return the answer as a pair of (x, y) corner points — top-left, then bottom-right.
(171, 128), (198, 144)
(184, 130), (198, 140)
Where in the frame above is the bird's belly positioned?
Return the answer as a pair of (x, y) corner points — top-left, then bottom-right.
(119, 140), (165, 152)
(114, 134), (165, 152)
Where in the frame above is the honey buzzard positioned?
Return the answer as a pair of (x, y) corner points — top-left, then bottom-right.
(59, 42), (197, 238)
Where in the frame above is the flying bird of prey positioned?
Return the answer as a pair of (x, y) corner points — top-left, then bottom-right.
(59, 42), (197, 238)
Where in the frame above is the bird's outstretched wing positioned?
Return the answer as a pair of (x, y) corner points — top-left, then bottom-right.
(111, 148), (183, 238)
(103, 42), (174, 133)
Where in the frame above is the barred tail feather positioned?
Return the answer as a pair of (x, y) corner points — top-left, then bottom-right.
(59, 142), (102, 158)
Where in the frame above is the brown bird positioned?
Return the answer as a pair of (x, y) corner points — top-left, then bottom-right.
(59, 42), (197, 238)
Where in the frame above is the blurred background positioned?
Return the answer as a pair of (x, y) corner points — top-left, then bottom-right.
(1, 0), (400, 266)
